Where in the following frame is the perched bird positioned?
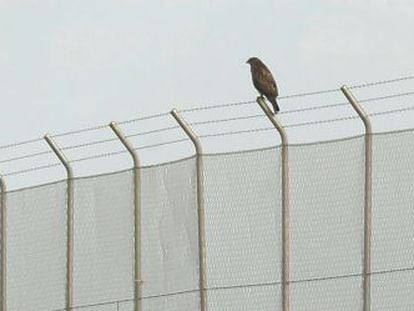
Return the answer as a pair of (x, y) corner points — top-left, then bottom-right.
(246, 57), (279, 114)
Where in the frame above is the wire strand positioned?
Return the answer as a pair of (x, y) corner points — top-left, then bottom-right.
(117, 112), (170, 125)
(350, 74), (414, 89)
(52, 124), (108, 138)
(0, 150), (52, 164)
(199, 127), (275, 138)
(4, 163), (62, 177)
(0, 137), (43, 151)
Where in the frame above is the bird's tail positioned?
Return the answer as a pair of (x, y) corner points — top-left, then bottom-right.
(270, 98), (280, 115)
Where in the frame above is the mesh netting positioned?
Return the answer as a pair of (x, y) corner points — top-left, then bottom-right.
(371, 129), (414, 309)
(7, 181), (67, 311)
(73, 170), (135, 308)
(140, 157), (199, 309)
(203, 147), (282, 309)
(1, 129), (414, 310)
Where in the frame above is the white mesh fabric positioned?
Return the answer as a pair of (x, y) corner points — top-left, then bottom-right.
(289, 137), (365, 309)
(372, 129), (414, 309)
(7, 181), (67, 311)
(141, 157), (199, 310)
(203, 147), (282, 309)
(73, 170), (135, 307)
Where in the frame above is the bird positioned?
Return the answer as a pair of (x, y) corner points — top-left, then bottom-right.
(246, 57), (279, 114)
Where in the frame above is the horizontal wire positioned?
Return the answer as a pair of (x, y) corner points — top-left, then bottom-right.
(350, 74), (414, 89)
(117, 112), (170, 125)
(369, 105), (414, 117)
(189, 114), (265, 126)
(125, 125), (181, 138)
(279, 88), (338, 100)
(69, 138), (189, 163)
(3, 163), (62, 177)
(60, 126), (181, 151)
(0, 150), (52, 164)
(359, 91), (414, 103)
(54, 265), (414, 311)
(51, 112), (170, 139)
(61, 137), (119, 151)
(0, 137), (43, 151)
(69, 149), (127, 163)
(179, 100), (255, 113)
(52, 124), (108, 138)
(199, 127), (275, 138)
(284, 115), (360, 129)
(137, 138), (189, 150)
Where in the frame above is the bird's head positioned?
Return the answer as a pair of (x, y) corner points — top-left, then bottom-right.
(246, 57), (261, 65)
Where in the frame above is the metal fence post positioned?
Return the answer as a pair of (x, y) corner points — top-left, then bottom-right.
(0, 174), (7, 311)
(109, 122), (142, 311)
(170, 109), (208, 311)
(256, 97), (290, 311)
(341, 86), (373, 311)
(44, 134), (74, 311)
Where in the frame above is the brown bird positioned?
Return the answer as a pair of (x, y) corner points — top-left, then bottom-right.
(246, 57), (279, 114)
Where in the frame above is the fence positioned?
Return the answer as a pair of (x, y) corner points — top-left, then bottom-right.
(0, 76), (414, 310)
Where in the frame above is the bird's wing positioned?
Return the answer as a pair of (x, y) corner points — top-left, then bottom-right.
(256, 66), (278, 97)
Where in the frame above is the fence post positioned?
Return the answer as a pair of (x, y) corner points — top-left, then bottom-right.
(44, 134), (74, 311)
(341, 86), (373, 311)
(256, 97), (290, 311)
(109, 122), (142, 311)
(0, 173), (6, 311)
(170, 109), (208, 311)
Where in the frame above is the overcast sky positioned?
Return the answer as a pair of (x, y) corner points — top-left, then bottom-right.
(1, 0), (414, 188)
(1, 0), (413, 140)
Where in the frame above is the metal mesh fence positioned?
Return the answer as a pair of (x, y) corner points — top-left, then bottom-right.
(2, 117), (414, 309)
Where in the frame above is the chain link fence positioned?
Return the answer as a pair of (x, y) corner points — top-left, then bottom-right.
(0, 76), (414, 310)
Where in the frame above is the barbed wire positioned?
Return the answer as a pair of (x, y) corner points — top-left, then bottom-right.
(117, 112), (170, 125)
(1, 75), (413, 151)
(199, 127), (275, 138)
(137, 138), (189, 150)
(3, 101), (414, 174)
(3, 163), (62, 177)
(0, 150), (52, 164)
(69, 149), (128, 164)
(1, 75), (414, 169)
(0, 137), (43, 151)
(350, 74), (414, 89)
(359, 91), (414, 104)
(68, 138), (189, 164)
(52, 124), (108, 138)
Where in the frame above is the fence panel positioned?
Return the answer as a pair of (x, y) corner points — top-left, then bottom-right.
(7, 181), (67, 310)
(372, 129), (414, 310)
(3, 128), (414, 310)
(73, 170), (135, 309)
(289, 136), (365, 310)
(141, 157), (200, 310)
(203, 147), (282, 310)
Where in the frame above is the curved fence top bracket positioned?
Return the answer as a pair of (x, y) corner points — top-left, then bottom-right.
(341, 85), (373, 135)
(43, 134), (74, 179)
(109, 122), (141, 169)
(256, 97), (288, 145)
(170, 109), (203, 155)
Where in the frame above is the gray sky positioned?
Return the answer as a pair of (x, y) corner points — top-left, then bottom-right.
(1, 0), (414, 188)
